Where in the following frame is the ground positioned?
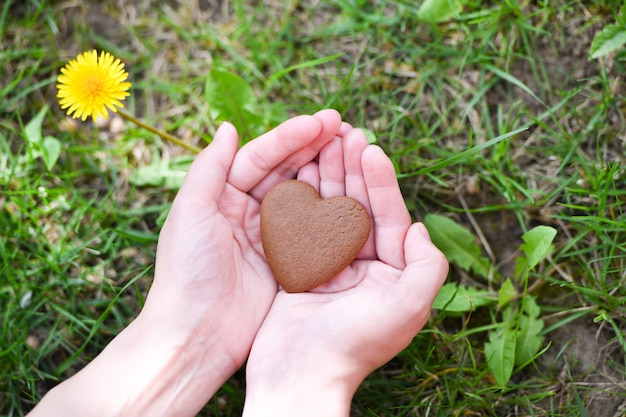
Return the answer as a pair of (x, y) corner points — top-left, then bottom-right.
(1, 0), (625, 416)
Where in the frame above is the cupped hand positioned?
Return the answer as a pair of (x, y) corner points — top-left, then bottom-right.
(142, 110), (342, 373)
(27, 111), (345, 417)
(244, 127), (449, 405)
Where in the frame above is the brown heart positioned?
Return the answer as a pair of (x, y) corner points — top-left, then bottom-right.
(260, 180), (371, 293)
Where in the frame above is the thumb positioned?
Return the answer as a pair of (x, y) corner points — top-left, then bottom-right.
(177, 122), (239, 204)
(398, 222), (449, 308)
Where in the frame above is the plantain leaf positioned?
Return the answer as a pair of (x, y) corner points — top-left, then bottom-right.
(129, 155), (194, 190)
(41, 136), (61, 171)
(23, 106), (62, 170)
(424, 214), (493, 279)
(205, 69), (264, 140)
(514, 225), (556, 278)
(416, 0), (462, 23)
(619, 4), (626, 27)
(432, 282), (497, 312)
(515, 297), (544, 364)
(205, 69), (256, 116)
(485, 321), (517, 387)
(589, 24), (626, 59)
(497, 278), (517, 308)
(24, 105), (47, 146)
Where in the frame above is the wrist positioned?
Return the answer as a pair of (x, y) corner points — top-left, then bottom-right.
(112, 311), (238, 416)
(242, 353), (362, 417)
(29, 308), (237, 417)
(243, 377), (356, 417)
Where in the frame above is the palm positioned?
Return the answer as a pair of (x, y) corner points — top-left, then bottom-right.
(260, 261), (404, 355)
(250, 240), (429, 378)
(171, 186), (276, 358)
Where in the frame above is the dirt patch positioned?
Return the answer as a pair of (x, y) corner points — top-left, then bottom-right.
(537, 317), (626, 416)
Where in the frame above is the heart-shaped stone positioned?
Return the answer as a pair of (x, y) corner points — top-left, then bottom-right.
(260, 180), (371, 293)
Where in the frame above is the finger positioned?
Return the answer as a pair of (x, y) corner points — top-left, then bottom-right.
(362, 144), (412, 269)
(338, 122), (352, 137)
(228, 115), (321, 191)
(342, 128), (376, 257)
(176, 122), (239, 204)
(251, 109), (341, 198)
(319, 136), (345, 198)
(398, 222), (449, 307)
(343, 128), (370, 205)
(297, 161), (321, 192)
(228, 109), (341, 199)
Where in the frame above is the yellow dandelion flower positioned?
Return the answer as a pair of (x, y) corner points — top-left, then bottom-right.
(57, 50), (131, 122)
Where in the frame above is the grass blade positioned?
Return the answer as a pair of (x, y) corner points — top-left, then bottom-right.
(266, 53), (345, 86)
(485, 64), (546, 106)
(398, 127), (528, 178)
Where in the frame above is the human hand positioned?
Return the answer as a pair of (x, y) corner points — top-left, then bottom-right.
(242, 127), (449, 417)
(138, 109), (343, 409)
(27, 110), (343, 417)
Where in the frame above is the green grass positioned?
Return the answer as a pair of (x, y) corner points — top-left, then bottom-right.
(2, 0), (626, 415)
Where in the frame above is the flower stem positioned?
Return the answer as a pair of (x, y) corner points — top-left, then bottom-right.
(117, 109), (202, 154)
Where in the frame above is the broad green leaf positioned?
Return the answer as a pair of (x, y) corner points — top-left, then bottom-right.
(206, 69), (256, 116)
(205, 69), (267, 140)
(515, 314), (544, 366)
(129, 155), (194, 190)
(497, 278), (517, 308)
(205, 69), (263, 139)
(515, 225), (556, 278)
(589, 24), (626, 59)
(485, 322), (517, 387)
(432, 282), (497, 312)
(424, 214), (492, 279)
(23, 106), (61, 170)
(416, 0), (462, 23)
(41, 136), (61, 171)
(24, 105), (48, 146)
(514, 296), (545, 366)
(619, 4), (626, 27)
(523, 294), (541, 318)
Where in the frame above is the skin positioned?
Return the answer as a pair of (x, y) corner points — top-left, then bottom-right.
(27, 110), (448, 417)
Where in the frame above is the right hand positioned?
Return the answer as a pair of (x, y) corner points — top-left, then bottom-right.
(243, 125), (449, 417)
